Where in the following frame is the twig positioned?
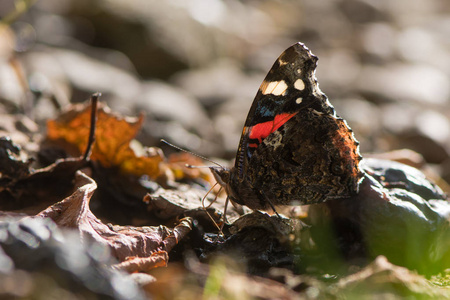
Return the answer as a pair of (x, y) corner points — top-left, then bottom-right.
(83, 93), (101, 162)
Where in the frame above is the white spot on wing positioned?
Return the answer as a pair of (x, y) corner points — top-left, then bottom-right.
(261, 80), (288, 96)
(278, 58), (288, 66)
(296, 97), (303, 104)
(294, 79), (305, 91)
(264, 130), (283, 149)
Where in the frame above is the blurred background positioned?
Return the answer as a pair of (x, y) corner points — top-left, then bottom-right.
(1, 0), (450, 186)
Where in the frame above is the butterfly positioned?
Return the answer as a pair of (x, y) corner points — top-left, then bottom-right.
(210, 42), (363, 214)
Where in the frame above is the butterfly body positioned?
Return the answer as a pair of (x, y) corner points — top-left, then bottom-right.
(211, 42), (363, 211)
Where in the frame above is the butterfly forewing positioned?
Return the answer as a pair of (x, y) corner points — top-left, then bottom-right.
(235, 43), (336, 179)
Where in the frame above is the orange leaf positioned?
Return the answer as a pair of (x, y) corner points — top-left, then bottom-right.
(47, 102), (164, 179)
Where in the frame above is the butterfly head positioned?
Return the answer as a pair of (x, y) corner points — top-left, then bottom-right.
(209, 166), (242, 203)
(209, 166), (231, 189)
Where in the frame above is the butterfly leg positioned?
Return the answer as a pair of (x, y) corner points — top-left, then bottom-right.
(220, 195), (230, 232)
(202, 183), (220, 209)
(259, 189), (282, 219)
(202, 184), (227, 235)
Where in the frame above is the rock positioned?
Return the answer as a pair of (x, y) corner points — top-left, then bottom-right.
(380, 103), (419, 134)
(70, 0), (275, 77)
(309, 158), (450, 275)
(360, 23), (396, 59)
(396, 133), (449, 164)
(0, 217), (145, 299)
(356, 63), (449, 105)
(171, 59), (256, 108)
(205, 211), (301, 276)
(339, 0), (388, 23)
(364, 149), (426, 169)
(415, 110), (450, 144)
(132, 81), (220, 154)
(48, 48), (141, 100)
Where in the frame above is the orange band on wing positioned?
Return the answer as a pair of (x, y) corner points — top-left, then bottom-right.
(249, 112), (297, 143)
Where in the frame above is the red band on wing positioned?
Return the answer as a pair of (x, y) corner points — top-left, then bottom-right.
(248, 112), (298, 143)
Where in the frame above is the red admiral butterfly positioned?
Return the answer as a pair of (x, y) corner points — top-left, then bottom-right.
(210, 42), (363, 212)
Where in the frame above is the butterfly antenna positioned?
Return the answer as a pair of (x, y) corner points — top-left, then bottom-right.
(185, 164), (210, 169)
(160, 139), (223, 168)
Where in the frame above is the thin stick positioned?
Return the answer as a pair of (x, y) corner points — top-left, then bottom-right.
(83, 93), (101, 161)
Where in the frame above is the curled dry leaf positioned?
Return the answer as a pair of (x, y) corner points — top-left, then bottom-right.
(113, 251), (168, 273)
(111, 214), (193, 273)
(36, 171), (193, 268)
(47, 101), (165, 179)
(162, 217), (194, 252)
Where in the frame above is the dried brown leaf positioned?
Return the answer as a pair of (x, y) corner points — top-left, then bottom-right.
(162, 217), (193, 252)
(113, 251), (168, 273)
(0, 137), (89, 213)
(36, 171), (193, 265)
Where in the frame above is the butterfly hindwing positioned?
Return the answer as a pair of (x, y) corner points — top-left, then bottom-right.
(238, 111), (362, 209)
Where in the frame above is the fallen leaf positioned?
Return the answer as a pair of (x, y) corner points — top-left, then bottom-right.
(36, 171), (193, 266)
(113, 251), (168, 273)
(47, 101), (165, 179)
(0, 137), (89, 213)
(161, 216), (194, 252)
